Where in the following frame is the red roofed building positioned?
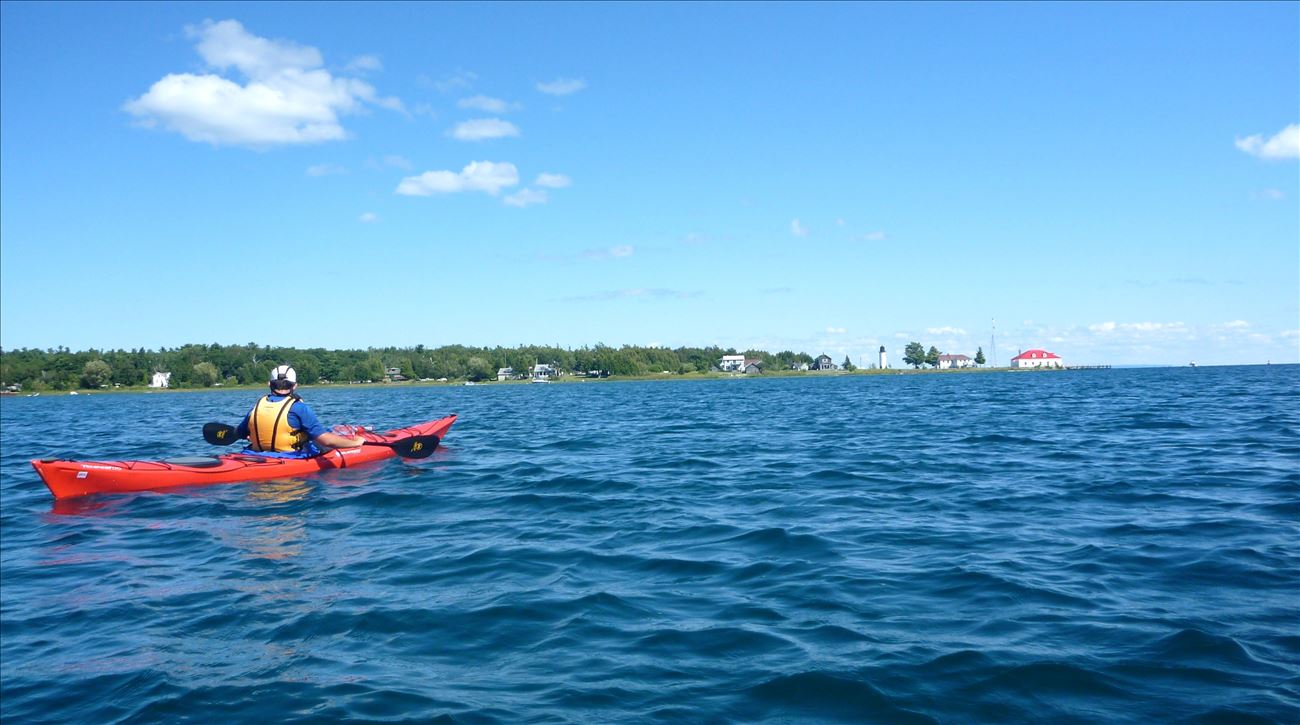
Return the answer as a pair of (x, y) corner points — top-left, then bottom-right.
(1011, 349), (1063, 369)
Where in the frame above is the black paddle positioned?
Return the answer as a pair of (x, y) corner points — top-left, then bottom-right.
(202, 422), (440, 459)
(203, 422), (240, 445)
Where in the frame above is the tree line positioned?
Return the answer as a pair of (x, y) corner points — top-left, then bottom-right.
(0, 343), (823, 391)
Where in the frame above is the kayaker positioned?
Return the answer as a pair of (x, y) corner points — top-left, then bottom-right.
(233, 365), (365, 458)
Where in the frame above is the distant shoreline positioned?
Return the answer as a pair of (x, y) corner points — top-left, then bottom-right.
(1, 364), (1112, 396)
(7, 362), (1292, 397)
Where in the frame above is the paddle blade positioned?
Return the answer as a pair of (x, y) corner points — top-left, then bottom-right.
(386, 435), (440, 459)
(203, 422), (239, 446)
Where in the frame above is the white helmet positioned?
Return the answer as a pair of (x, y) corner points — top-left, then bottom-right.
(269, 365), (297, 386)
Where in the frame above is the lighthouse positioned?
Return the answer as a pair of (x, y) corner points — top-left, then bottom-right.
(879, 345), (887, 369)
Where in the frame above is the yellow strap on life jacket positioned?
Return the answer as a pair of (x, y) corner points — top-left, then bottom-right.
(247, 395), (309, 452)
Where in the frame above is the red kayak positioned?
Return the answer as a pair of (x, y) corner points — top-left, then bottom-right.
(32, 415), (456, 499)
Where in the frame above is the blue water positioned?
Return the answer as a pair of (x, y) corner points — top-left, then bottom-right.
(2, 366), (1298, 723)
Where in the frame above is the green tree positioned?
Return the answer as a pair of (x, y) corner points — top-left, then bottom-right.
(80, 360), (112, 389)
(303, 357), (326, 384)
(192, 361), (221, 387)
(975, 347), (986, 366)
(842, 355), (856, 372)
(903, 342), (926, 368)
(926, 346), (941, 368)
(465, 356), (494, 382)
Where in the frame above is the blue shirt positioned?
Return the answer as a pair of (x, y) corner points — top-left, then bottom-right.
(235, 394), (329, 458)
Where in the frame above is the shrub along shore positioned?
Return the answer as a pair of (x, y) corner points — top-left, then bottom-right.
(1, 343), (1015, 393)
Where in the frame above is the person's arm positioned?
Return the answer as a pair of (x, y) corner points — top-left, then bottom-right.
(315, 430), (365, 449)
(292, 401), (364, 449)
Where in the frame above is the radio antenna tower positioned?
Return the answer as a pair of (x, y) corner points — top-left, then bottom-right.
(990, 318), (997, 368)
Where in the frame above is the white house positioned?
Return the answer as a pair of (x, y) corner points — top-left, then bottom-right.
(937, 353), (974, 370)
(719, 355), (745, 372)
(497, 367), (516, 381)
(1011, 349), (1063, 369)
(812, 354), (837, 371)
(531, 363), (556, 381)
(149, 371), (171, 388)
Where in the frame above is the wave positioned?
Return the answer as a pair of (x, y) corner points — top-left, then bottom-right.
(740, 671), (937, 724)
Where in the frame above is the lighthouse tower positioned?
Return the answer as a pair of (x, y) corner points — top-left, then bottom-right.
(879, 345), (887, 369)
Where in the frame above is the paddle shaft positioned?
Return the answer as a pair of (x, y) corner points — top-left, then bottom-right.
(202, 422), (439, 459)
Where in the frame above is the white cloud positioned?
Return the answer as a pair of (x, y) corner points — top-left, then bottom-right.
(791, 218), (808, 237)
(504, 173), (570, 206)
(306, 163), (345, 176)
(579, 245), (634, 260)
(860, 230), (887, 241)
(1088, 321), (1189, 334)
(835, 218), (846, 227)
(1256, 188), (1285, 200)
(562, 288), (695, 302)
(193, 20), (320, 75)
(927, 326), (967, 335)
(395, 161), (519, 196)
(383, 154), (412, 170)
(359, 212), (378, 223)
(826, 326), (847, 334)
(424, 69), (477, 93)
(412, 103), (437, 119)
(370, 95), (406, 113)
(345, 55), (382, 73)
(535, 172), (571, 188)
(124, 20), (401, 147)
(458, 95), (518, 113)
(1235, 123), (1300, 160)
(449, 118), (520, 141)
(504, 188), (548, 207)
(537, 78), (587, 96)
(1126, 322), (1186, 332)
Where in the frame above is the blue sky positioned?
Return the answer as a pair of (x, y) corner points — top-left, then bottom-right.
(2, 2), (1296, 366)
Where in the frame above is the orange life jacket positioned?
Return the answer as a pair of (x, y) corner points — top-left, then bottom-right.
(246, 395), (308, 452)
